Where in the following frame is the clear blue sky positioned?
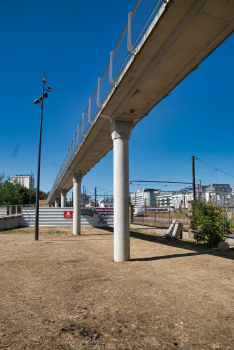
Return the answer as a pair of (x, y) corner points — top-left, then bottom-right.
(1, 0), (234, 201)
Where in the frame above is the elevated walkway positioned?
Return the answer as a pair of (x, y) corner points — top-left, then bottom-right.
(46, 0), (234, 261)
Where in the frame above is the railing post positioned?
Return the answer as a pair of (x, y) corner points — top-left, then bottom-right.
(73, 135), (75, 154)
(109, 51), (115, 87)
(127, 12), (135, 55)
(69, 143), (72, 160)
(82, 113), (86, 137)
(88, 98), (92, 125)
(77, 125), (80, 147)
(97, 78), (102, 109)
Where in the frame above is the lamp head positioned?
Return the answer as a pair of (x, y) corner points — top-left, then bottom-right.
(43, 77), (48, 83)
(43, 92), (48, 98)
(33, 99), (40, 105)
(45, 87), (52, 92)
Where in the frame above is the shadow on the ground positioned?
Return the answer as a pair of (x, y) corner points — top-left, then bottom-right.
(130, 229), (234, 261)
(130, 251), (201, 261)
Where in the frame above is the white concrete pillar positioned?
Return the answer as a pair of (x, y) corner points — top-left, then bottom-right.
(61, 190), (67, 207)
(55, 198), (59, 207)
(73, 173), (83, 235)
(110, 120), (133, 262)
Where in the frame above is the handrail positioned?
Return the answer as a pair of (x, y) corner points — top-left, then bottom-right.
(46, 0), (164, 204)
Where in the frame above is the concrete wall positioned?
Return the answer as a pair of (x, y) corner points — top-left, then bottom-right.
(0, 216), (21, 231)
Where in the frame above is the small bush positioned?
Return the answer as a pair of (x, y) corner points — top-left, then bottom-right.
(187, 200), (230, 247)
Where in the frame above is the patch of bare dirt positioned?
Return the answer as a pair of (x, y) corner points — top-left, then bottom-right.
(0, 226), (234, 349)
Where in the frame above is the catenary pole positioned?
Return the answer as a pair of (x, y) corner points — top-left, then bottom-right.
(192, 156), (196, 200)
(35, 73), (46, 241)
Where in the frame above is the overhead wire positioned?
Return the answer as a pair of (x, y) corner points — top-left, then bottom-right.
(142, 158), (191, 181)
(196, 158), (234, 179)
(169, 159), (191, 181)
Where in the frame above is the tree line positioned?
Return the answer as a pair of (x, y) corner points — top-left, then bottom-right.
(0, 173), (49, 205)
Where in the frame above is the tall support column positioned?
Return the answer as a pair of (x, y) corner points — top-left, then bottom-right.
(55, 198), (59, 207)
(73, 173), (83, 236)
(110, 120), (133, 262)
(61, 190), (67, 207)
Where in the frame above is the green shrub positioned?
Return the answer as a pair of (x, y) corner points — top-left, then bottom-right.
(187, 200), (230, 247)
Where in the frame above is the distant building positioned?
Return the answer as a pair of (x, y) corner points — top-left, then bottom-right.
(204, 184), (233, 207)
(99, 197), (114, 208)
(130, 183), (234, 210)
(11, 174), (35, 190)
(156, 191), (175, 207)
(171, 187), (198, 209)
(130, 188), (160, 207)
(81, 193), (91, 207)
(85, 200), (96, 208)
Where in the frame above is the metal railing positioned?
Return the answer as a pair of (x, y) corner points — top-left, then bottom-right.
(0, 205), (23, 218)
(133, 208), (190, 228)
(47, 0), (166, 205)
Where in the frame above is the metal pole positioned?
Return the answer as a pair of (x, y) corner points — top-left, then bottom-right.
(192, 156), (196, 201)
(95, 187), (97, 207)
(83, 185), (84, 208)
(35, 74), (45, 241)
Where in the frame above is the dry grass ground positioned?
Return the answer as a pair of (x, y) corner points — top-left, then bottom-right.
(0, 226), (234, 350)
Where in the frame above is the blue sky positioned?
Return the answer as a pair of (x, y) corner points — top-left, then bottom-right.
(0, 0), (234, 202)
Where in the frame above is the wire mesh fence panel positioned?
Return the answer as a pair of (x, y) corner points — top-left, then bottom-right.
(151, 209), (172, 227)
(112, 29), (130, 82)
(83, 110), (91, 134)
(78, 121), (84, 145)
(72, 131), (79, 154)
(134, 208), (174, 227)
(131, 0), (163, 49)
(100, 64), (112, 105)
(47, 0), (167, 203)
(90, 90), (99, 123)
(172, 210), (189, 223)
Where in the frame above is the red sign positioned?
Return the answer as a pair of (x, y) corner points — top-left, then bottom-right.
(64, 210), (73, 219)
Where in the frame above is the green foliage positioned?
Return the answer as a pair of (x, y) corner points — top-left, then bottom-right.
(187, 200), (230, 246)
(0, 173), (47, 205)
(40, 191), (50, 200)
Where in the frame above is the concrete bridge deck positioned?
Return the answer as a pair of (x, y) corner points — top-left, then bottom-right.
(47, 0), (234, 205)
(46, 0), (234, 261)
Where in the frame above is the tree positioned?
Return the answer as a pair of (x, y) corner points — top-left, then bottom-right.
(187, 200), (230, 247)
(0, 173), (47, 205)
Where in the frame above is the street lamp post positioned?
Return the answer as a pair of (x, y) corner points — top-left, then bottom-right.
(33, 72), (52, 241)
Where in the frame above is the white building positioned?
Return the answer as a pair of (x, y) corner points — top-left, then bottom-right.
(99, 197), (114, 208)
(204, 184), (233, 207)
(156, 191), (174, 208)
(171, 188), (196, 209)
(157, 184), (234, 210)
(11, 174), (35, 190)
(130, 188), (159, 207)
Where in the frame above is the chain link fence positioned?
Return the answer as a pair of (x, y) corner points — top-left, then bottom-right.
(133, 208), (189, 228)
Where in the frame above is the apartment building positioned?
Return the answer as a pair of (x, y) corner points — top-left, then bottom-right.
(11, 174), (35, 190)
(130, 184), (234, 210)
(204, 184), (233, 206)
(130, 188), (160, 207)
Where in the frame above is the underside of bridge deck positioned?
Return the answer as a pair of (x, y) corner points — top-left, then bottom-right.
(48, 0), (234, 261)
